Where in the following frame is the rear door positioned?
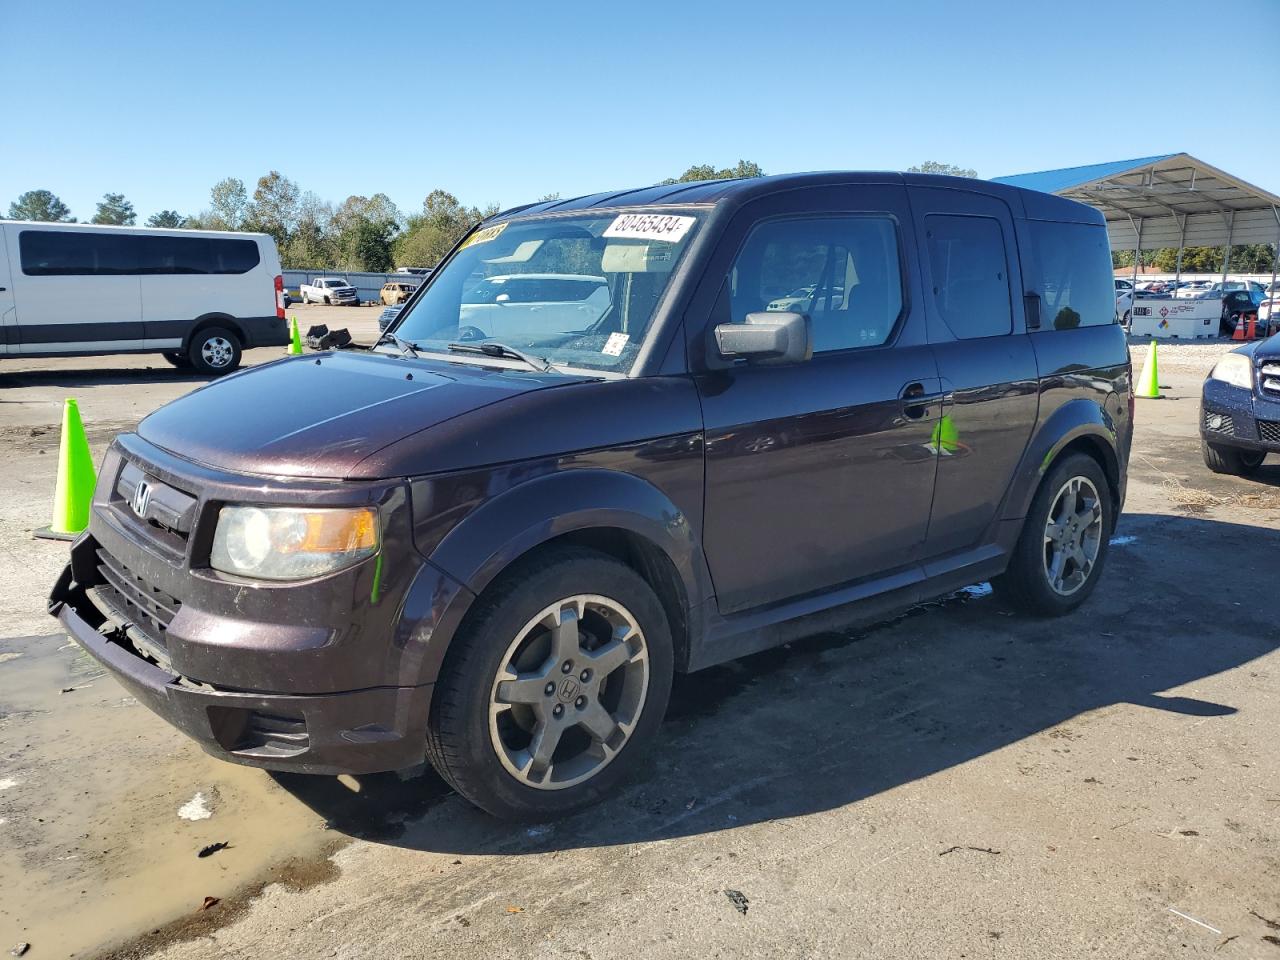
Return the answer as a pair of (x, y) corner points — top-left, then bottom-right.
(691, 183), (943, 613)
(13, 228), (143, 352)
(909, 187), (1039, 558)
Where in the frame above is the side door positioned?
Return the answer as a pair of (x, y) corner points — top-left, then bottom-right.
(14, 229), (143, 352)
(908, 187), (1039, 559)
(0, 227), (14, 355)
(690, 183), (942, 614)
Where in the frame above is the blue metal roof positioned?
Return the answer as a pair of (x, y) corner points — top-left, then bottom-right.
(991, 154), (1178, 195)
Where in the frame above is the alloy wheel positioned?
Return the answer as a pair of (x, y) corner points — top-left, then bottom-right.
(1042, 476), (1104, 596)
(488, 595), (649, 790)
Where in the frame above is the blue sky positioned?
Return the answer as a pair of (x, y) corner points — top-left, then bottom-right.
(3, 0), (1278, 222)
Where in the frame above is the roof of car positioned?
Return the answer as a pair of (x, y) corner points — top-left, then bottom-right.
(489, 171), (1103, 226)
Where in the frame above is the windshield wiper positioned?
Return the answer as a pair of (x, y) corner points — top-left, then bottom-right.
(447, 341), (553, 373)
(375, 330), (421, 359)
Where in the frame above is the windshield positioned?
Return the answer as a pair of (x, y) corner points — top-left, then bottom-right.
(387, 210), (701, 374)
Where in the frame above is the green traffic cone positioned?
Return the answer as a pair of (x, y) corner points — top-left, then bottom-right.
(931, 413), (961, 455)
(35, 398), (97, 541)
(288, 316), (304, 356)
(1136, 340), (1162, 399)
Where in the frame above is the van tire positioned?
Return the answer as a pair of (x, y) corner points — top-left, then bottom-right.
(424, 547), (673, 821)
(188, 327), (242, 376)
(993, 453), (1112, 617)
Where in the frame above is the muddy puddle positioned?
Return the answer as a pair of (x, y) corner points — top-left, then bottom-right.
(0, 634), (348, 958)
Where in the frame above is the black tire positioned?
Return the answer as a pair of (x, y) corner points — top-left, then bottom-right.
(993, 453), (1113, 617)
(425, 546), (673, 821)
(1202, 439), (1265, 475)
(161, 351), (192, 369)
(187, 326), (242, 376)
(324, 296), (331, 305)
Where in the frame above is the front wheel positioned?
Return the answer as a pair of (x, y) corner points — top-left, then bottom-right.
(993, 453), (1112, 616)
(425, 547), (673, 821)
(1202, 440), (1265, 475)
(188, 326), (242, 376)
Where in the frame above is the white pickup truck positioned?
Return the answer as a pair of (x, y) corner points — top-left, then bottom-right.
(300, 277), (359, 305)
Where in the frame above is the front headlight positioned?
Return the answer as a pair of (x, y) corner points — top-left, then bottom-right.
(210, 506), (379, 581)
(1208, 353), (1254, 390)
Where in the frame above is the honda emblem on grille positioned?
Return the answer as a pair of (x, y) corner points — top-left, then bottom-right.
(130, 480), (153, 518)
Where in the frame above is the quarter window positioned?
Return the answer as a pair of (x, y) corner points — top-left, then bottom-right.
(925, 215), (1013, 339)
(1024, 220), (1115, 330)
(727, 216), (903, 352)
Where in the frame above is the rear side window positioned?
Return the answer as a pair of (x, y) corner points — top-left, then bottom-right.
(20, 231), (259, 276)
(138, 236), (260, 275)
(728, 216), (904, 353)
(1025, 220), (1115, 330)
(924, 215), (1012, 339)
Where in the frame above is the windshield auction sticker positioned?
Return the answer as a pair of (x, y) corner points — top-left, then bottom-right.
(461, 222), (508, 248)
(602, 332), (630, 356)
(603, 214), (695, 243)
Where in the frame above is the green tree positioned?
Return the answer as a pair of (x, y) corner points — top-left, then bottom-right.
(146, 210), (187, 228)
(394, 189), (489, 268)
(208, 177), (249, 229)
(8, 189), (74, 222)
(91, 192), (136, 225)
(245, 171), (301, 249)
(907, 160), (978, 178)
(283, 192), (336, 269)
(331, 193), (402, 270)
(663, 160), (765, 184)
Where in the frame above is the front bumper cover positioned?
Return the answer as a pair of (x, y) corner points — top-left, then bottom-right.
(50, 560), (432, 775)
(1200, 378), (1280, 453)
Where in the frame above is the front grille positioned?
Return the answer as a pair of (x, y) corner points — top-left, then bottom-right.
(114, 460), (196, 545)
(1260, 362), (1280, 399)
(94, 548), (180, 653)
(1203, 410), (1236, 436)
(1259, 420), (1280, 444)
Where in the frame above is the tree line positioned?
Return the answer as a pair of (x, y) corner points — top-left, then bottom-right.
(1112, 245), (1278, 274)
(4, 160), (988, 272)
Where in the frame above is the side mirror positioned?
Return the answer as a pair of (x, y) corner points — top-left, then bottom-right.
(713, 312), (812, 366)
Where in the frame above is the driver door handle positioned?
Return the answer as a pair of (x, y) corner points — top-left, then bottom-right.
(901, 382), (952, 419)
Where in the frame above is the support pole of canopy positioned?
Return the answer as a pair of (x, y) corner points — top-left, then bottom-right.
(1221, 211), (1235, 283)
(1271, 207), (1279, 317)
(1174, 213), (1187, 293)
(1131, 216), (1143, 293)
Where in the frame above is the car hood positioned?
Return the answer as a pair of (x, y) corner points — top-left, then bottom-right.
(137, 351), (587, 479)
(1251, 333), (1280, 362)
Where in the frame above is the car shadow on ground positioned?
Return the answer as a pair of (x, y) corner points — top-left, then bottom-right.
(273, 511), (1279, 855)
(0, 366), (214, 390)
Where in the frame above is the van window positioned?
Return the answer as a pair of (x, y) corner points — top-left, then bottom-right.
(728, 216), (903, 352)
(20, 231), (260, 276)
(1025, 220), (1115, 330)
(19, 230), (135, 275)
(925, 215), (1013, 339)
(138, 236), (260, 275)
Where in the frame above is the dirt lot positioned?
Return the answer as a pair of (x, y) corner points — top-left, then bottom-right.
(2, 327), (1279, 959)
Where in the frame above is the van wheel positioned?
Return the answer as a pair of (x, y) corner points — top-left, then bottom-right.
(188, 327), (242, 376)
(993, 453), (1112, 617)
(425, 547), (673, 821)
(161, 352), (191, 369)
(1202, 440), (1264, 475)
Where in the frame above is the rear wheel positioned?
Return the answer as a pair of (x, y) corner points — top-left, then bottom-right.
(425, 547), (673, 821)
(188, 326), (242, 376)
(993, 453), (1112, 616)
(1202, 440), (1265, 475)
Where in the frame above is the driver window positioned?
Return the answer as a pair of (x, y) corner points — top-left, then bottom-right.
(727, 216), (903, 352)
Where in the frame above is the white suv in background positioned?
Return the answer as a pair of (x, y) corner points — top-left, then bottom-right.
(458, 274), (611, 338)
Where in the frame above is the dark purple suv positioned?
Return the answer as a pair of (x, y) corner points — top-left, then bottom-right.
(50, 173), (1132, 820)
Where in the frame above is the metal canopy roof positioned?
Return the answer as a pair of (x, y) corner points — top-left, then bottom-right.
(993, 153), (1280, 250)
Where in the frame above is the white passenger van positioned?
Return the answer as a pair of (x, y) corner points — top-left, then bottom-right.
(0, 222), (287, 374)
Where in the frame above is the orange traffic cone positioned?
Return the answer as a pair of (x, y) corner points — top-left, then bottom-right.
(1232, 316), (1247, 341)
(1245, 313), (1258, 340)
